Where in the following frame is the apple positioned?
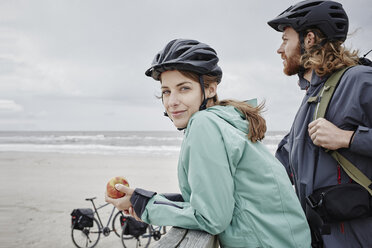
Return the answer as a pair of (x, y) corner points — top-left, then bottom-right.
(106, 176), (129, 199)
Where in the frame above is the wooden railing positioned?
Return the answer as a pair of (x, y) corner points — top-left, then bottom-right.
(150, 227), (219, 248)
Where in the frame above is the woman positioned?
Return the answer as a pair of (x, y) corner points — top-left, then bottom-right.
(106, 39), (311, 248)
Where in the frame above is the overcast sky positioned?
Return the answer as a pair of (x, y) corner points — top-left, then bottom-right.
(1, 0), (371, 131)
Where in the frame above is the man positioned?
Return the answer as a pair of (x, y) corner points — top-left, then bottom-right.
(268, 0), (372, 247)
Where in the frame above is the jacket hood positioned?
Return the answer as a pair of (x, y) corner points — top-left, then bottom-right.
(204, 99), (257, 134)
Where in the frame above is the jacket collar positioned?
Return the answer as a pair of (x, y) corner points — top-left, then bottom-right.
(297, 70), (327, 91)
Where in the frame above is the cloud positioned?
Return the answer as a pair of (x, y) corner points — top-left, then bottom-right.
(0, 100), (24, 112)
(0, 0), (371, 131)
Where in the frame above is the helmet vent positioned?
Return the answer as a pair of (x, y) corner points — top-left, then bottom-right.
(330, 5), (341, 10)
(335, 22), (346, 30)
(174, 48), (189, 58)
(329, 12), (347, 19)
(288, 11), (309, 19)
(279, 5), (294, 16)
(292, 1), (323, 11)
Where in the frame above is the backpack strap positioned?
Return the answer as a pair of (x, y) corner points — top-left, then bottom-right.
(311, 66), (372, 196)
(330, 151), (372, 195)
(312, 67), (350, 120)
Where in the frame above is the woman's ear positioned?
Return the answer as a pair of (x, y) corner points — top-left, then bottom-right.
(206, 82), (217, 98)
(305, 31), (315, 49)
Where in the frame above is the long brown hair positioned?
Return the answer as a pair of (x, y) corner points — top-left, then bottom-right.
(179, 71), (266, 142)
(301, 29), (359, 77)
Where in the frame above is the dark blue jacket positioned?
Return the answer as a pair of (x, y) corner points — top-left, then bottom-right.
(276, 65), (372, 247)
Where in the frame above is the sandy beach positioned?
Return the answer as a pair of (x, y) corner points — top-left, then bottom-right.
(0, 151), (179, 248)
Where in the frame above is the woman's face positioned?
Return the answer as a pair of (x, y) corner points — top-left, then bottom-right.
(160, 70), (204, 129)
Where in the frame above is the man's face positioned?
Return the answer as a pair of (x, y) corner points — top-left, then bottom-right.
(277, 27), (301, 76)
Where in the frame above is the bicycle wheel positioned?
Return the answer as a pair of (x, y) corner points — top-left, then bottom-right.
(112, 211), (124, 237)
(149, 225), (167, 241)
(121, 222), (152, 248)
(71, 217), (101, 248)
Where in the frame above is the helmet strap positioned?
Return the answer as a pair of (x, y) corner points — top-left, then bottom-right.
(162, 96), (170, 117)
(299, 31), (305, 55)
(298, 31), (307, 78)
(199, 75), (209, 110)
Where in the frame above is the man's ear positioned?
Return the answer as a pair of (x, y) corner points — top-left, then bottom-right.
(305, 31), (316, 49)
(206, 82), (217, 98)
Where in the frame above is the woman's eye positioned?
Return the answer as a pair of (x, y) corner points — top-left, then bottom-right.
(162, 90), (170, 95)
(180, 87), (190, 91)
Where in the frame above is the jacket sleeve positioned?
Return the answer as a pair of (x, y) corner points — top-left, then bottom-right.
(130, 190), (184, 218)
(275, 133), (294, 183)
(140, 113), (235, 235)
(346, 67), (372, 157)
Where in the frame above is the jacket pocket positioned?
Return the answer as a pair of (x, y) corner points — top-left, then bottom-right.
(153, 200), (183, 209)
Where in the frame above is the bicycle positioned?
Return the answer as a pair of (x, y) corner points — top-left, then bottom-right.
(71, 197), (125, 248)
(120, 215), (167, 248)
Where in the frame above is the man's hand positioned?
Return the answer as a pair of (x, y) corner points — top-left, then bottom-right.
(308, 118), (354, 150)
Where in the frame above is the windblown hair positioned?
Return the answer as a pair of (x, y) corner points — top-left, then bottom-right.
(179, 71), (266, 142)
(217, 99), (266, 142)
(301, 29), (359, 77)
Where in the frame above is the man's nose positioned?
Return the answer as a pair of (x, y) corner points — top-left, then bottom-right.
(277, 43), (284, 54)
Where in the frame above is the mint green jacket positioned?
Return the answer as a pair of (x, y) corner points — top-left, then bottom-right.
(141, 105), (311, 248)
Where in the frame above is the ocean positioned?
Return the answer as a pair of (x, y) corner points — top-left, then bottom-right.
(0, 131), (286, 156)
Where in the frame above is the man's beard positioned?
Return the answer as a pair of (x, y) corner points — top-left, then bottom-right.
(284, 45), (301, 76)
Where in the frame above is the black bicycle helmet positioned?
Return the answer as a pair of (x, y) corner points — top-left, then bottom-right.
(267, 0), (349, 42)
(145, 39), (222, 83)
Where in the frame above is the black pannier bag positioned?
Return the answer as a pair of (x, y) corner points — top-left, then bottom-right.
(120, 215), (148, 237)
(306, 183), (371, 223)
(71, 208), (94, 230)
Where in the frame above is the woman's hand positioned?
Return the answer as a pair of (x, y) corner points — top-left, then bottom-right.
(128, 206), (142, 222)
(308, 118), (354, 150)
(105, 184), (135, 212)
